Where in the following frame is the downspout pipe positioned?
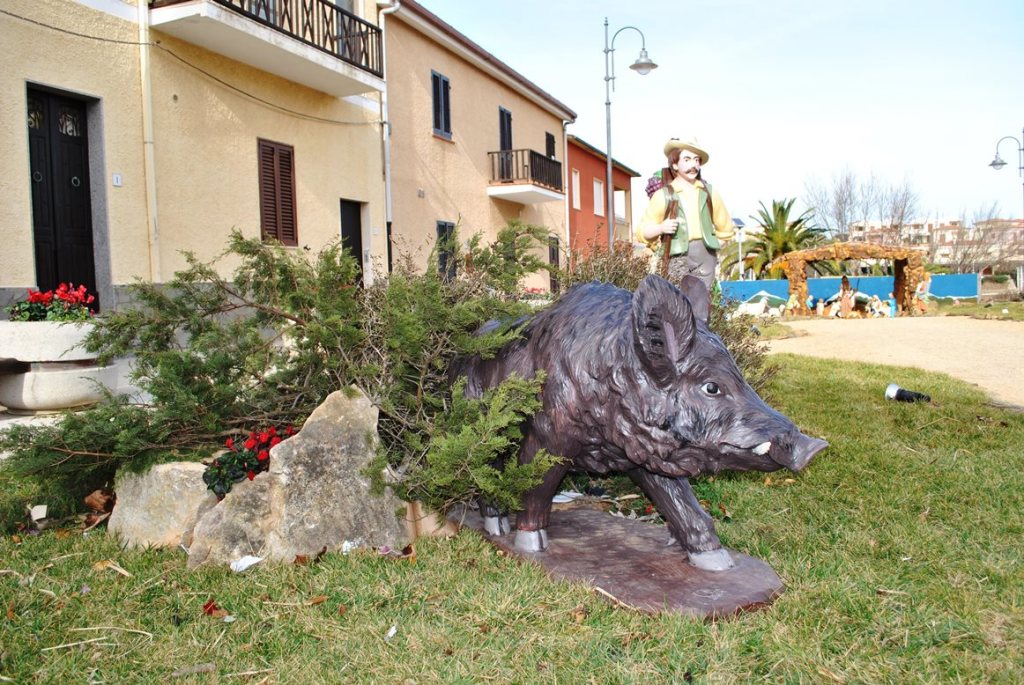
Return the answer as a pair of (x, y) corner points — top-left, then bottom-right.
(562, 121), (570, 250)
(138, 3), (160, 283)
(378, 1), (401, 272)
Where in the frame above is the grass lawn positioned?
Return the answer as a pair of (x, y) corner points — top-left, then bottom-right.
(935, 298), (1024, 321)
(2, 355), (1022, 683)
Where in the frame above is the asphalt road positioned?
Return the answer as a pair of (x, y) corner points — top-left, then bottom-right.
(767, 316), (1024, 409)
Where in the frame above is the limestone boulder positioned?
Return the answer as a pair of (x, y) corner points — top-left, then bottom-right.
(187, 388), (409, 569)
(108, 462), (217, 549)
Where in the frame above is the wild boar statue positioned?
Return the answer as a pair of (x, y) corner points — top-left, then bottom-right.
(458, 274), (828, 571)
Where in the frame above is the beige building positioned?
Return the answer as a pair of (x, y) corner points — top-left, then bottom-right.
(1, 0), (389, 312)
(383, 0), (576, 285)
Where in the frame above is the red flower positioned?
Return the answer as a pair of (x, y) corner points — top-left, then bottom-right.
(268, 426), (277, 437)
(270, 436), (282, 447)
(259, 431), (271, 444)
(285, 425), (296, 436)
(225, 437), (235, 450)
(244, 437), (257, 450)
(257, 450), (269, 462)
(246, 470), (256, 481)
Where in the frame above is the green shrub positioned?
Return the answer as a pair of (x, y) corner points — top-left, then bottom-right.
(557, 242), (652, 292)
(0, 225), (555, 522)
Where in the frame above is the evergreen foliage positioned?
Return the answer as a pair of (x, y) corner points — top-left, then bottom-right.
(0, 226), (550, 517)
(1, 220), (771, 518)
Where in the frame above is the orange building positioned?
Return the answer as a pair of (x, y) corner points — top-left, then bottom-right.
(566, 135), (639, 256)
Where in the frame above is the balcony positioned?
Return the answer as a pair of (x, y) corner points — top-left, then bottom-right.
(486, 149), (564, 205)
(149, 0), (384, 97)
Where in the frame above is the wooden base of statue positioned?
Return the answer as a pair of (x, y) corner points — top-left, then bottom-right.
(451, 505), (784, 618)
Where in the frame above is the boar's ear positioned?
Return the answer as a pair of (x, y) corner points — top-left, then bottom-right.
(631, 275), (697, 384)
(677, 275), (711, 324)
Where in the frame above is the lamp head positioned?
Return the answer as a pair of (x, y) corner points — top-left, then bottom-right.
(989, 154), (1007, 171)
(629, 48), (657, 75)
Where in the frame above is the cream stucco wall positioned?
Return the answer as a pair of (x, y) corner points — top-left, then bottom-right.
(1, 0), (387, 309)
(147, 33), (386, 279)
(386, 14), (569, 281)
(1, 0), (148, 301)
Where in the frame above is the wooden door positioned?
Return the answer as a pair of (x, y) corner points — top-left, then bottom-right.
(339, 199), (364, 285)
(27, 88), (98, 308)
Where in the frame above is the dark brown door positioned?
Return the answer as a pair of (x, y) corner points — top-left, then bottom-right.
(27, 88), (98, 308)
(339, 199), (363, 285)
(498, 107), (513, 181)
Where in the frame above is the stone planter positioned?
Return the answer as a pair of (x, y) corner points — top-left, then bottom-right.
(0, 321), (116, 413)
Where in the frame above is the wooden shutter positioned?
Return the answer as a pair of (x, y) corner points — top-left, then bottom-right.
(431, 71), (451, 138)
(258, 138), (297, 246)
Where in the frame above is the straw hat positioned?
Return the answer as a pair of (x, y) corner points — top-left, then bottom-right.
(664, 137), (709, 164)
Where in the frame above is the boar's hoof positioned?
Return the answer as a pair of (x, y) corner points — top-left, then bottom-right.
(482, 515), (511, 537)
(514, 529), (548, 552)
(688, 548), (735, 571)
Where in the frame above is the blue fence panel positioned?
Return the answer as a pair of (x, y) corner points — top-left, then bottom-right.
(718, 280), (788, 302)
(719, 273), (979, 303)
(929, 273), (979, 298)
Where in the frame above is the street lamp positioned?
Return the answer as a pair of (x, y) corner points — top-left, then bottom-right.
(604, 18), (656, 249)
(733, 218), (746, 280)
(988, 127), (1024, 223)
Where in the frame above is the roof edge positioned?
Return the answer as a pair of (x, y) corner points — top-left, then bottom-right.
(568, 135), (641, 177)
(395, 0), (577, 122)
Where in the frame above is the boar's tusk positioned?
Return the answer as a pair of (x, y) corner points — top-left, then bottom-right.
(752, 441), (772, 456)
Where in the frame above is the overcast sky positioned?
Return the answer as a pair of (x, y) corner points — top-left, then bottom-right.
(416, 0), (1024, 228)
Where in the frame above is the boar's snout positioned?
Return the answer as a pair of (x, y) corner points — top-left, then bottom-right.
(771, 434), (828, 472)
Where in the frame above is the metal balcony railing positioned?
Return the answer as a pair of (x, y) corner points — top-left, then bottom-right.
(488, 149), (563, 192)
(151, 0), (383, 77)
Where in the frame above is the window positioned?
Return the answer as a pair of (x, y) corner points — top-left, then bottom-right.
(436, 221), (456, 282)
(545, 132), (556, 158)
(258, 138), (297, 245)
(593, 179), (604, 217)
(431, 71), (451, 138)
(548, 236), (561, 294)
(571, 169), (580, 210)
(614, 189), (626, 224)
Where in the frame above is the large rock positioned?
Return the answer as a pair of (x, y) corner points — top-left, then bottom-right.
(187, 388), (409, 569)
(108, 462), (217, 548)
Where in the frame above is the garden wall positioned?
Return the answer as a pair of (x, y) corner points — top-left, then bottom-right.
(720, 274), (980, 303)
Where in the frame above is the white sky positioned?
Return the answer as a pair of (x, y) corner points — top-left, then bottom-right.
(416, 0), (1024, 228)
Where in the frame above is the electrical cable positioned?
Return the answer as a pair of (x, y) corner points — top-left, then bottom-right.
(0, 6), (383, 127)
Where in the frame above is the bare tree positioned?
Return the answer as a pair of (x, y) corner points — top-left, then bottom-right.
(804, 170), (919, 244)
(873, 178), (920, 245)
(804, 168), (856, 238)
(942, 204), (1007, 274)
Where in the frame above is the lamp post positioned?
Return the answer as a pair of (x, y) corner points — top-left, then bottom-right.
(734, 218), (746, 280)
(604, 18), (656, 249)
(988, 127), (1024, 224)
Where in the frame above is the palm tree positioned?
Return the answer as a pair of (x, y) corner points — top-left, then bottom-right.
(724, 199), (827, 279)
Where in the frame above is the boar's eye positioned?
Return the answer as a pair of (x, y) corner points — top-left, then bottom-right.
(701, 382), (721, 396)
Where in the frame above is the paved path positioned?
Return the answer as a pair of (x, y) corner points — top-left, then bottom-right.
(767, 316), (1024, 408)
